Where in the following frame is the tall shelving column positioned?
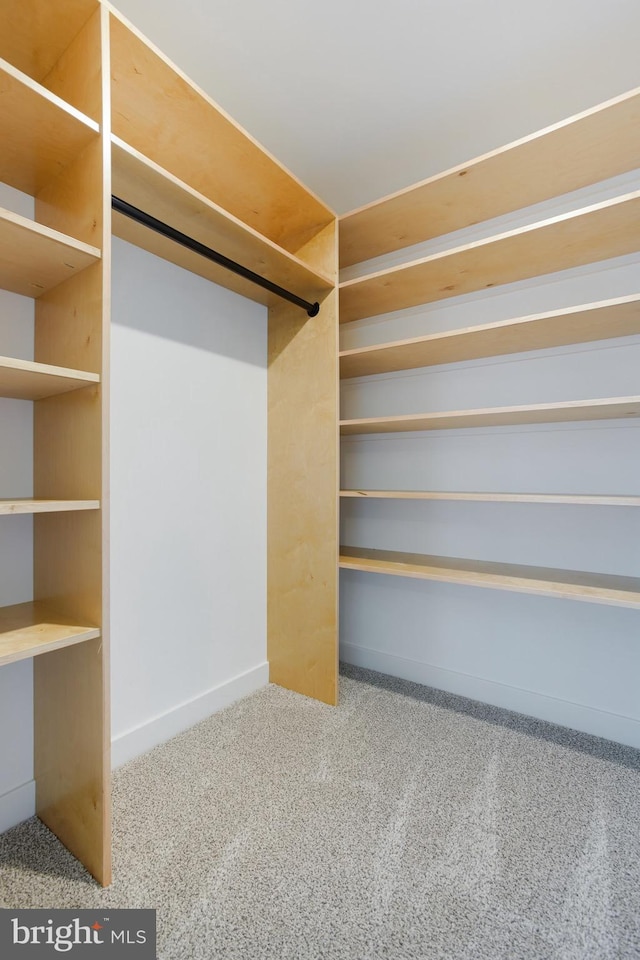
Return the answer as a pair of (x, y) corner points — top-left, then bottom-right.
(107, 8), (340, 706)
(0, 0), (111, 884)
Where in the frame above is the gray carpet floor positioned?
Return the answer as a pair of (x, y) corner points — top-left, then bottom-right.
(1, 664), (640, 959)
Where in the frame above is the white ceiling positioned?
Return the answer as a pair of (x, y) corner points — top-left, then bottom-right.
(110, 0), (640, 214)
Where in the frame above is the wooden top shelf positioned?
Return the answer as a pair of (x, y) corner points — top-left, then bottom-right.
(339, 192), (640, 324)
(0, 600), (100, 667)
(0, 58), (99, 196)
(109, 12), (334, 257)
(340, 491), (640, 506)
(112, 138), (334, 307)
(0, 355), (99, 400)
(339, 547), (640, 609)
(0, 500), (100, 515)
(0, 207), (100, 298)
(339, 87), (640, 267)
(0, 0), (98, 85)
(339, 295), (640, 378)
(340, 397), (640, 436)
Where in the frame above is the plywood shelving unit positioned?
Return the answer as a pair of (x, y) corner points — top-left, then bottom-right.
(1, 0), (339, 887)
(0, 0), (110, 886)
(339, 89), (640, 608)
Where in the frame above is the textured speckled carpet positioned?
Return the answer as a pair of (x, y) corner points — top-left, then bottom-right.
(1, 664), (640, 959)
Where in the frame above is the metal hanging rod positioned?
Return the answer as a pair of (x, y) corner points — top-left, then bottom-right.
(111, 196), (320, 318)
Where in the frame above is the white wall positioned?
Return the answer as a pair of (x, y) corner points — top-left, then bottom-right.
(340, 172), (640, 748)
(109, 239), (268, 766)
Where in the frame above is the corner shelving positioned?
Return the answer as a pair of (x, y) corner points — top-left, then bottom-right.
(340, 192), (640, 324)
(339, 548), (640, 610)
(0, 207), (101, 297)
(339, 295), (640, 379)
(0, 601), (100, 667)
(0, 58), (99, 196)
(0, 355), (99, 400)
(340, 397), (640, 435)
(111, 137), (333, 306)
(339, 86), (640, 267)
(340, 491), (640, 506)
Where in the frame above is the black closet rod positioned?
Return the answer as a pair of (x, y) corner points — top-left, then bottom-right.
(111, 196), (320, 318)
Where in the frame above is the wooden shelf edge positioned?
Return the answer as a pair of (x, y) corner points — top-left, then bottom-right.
(0, 355), (100, 400)
(0, 500), (100, 515)
(339, 86), (640, 267)
(0, 206), (102, 298)
(111, 136), (335, 294)
(340, 396), (640, 435)
(338, 191), (640, 324)
(339, 547), (640, 609)
(0, 600), (101, 667)
(339, 491), (640, 506)
(339, 295), (640, 378)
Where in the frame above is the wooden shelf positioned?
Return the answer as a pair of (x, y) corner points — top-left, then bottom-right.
(339, 192), (640, 324)
(0, 600), (100, 667)
(112, 138), (334, 307)
(340, 397), (640, 435)
(0, 355), (99, 400)
(0, 500), (99, 515)
(339, 547), (640, 609)
(0, 58), (99, 196)
(339, 87), (640, 267)
(340, 295), (640, 378)
(0, 207), (100, 298)
(340, 491), (640, 506)
(109, 12), (334, 256)
(0, 0), (98, 84)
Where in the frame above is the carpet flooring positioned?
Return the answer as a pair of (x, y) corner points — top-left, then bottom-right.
(1, 664), (640, 959)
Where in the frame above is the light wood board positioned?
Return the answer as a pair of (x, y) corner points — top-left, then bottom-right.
(0, 499), (99, 514)
(111, 137), (333, 302)
(340, 295), (640, 378)
(340, 86), (640, 266)
(340, 397), (640, 435)
(0, 58), (98, 195)
(0, 600), (100, 667)
(339, 192), (640, 323)
(268, 287), (339, 706)
(0, 355), (99, 400)
(339, 547), (640, 609)
(0, 0), (97, 83)
(0, 207), (100, 298)
(340, 491), (640, 506)
(109, 12), (334, 255)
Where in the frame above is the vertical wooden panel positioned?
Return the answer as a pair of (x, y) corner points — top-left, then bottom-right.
(42, 6), (102, 122)
(267, 254), (339, 705)
(32, 2), (111, 887)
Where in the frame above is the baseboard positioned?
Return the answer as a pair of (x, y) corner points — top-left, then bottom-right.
(111, 661), (269, 768)
(341, 643), (640, 750)
(0, 779), (35, 834)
